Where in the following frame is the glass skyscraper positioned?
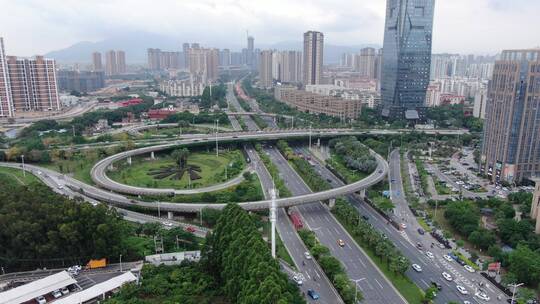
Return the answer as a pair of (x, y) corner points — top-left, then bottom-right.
(380, 0), (435, 118)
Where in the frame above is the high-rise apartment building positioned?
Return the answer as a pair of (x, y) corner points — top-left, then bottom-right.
(6, 56), (60, 112)
(480, 49), (540, 183)
(259, 50), (273, 88)
(105, 50), (117, 76)
(57, 70), (105, 93)
(220, 49), (231, 66)
(356, 47), (377, 78)
(186, 47), (219, 83)
(0, 38), (60, 117)
(117, 51), (126, 74)
(0, 38), (13, 117)
(380, 0), (435, 118)
(147, 48), (183, 70)
(92, 52), (102, 71)
(303, 31), (324, 85)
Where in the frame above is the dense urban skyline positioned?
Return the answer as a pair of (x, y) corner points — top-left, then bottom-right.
(2, 0), (540, 56)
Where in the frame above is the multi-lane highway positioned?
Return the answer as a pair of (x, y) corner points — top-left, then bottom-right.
(265, 146), (407, 304)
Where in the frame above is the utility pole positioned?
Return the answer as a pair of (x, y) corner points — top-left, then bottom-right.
(119, 254), (123, 272)
(21, 154), (25, 177)
(157, 201), (161, 218)
(269, 188), (278, 258)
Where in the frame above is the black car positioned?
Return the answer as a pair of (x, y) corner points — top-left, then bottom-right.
(431, 281), (442, 290)
(417, 228), (425, 235)
(362, 215), (369, 221)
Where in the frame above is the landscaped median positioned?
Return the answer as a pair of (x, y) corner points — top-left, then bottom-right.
(254, 143), (292, 197)
(298, 229), (362, 304)
(332, 199), (425, 304)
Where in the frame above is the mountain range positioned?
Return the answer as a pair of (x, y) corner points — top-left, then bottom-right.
(45, 32), (380, 65)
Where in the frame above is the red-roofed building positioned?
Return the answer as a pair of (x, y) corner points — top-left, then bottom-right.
(119, 98), (143, 107)
(147, 108), (177, 120)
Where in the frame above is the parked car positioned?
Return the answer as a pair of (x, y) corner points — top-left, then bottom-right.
(443, 255), (453, 262)
(35, 296), (47, 304)
(60, 287), (70, 295)
(52, 290), (62, 298)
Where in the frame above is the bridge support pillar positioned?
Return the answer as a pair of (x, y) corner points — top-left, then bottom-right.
(150, 151), (155, 159)
(329, 198), (336, 209)
(167, 211), (174, 220)
(359, 189), (366, 199)
(317, 138), (321, 148)
(127, 156), (132, 165)
(108, 164), (114, 171)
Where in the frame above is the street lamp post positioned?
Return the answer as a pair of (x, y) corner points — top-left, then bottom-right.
(350, 278), (365, 303)
(509, 282), (524, 303)
(309, 123), (312, 150)
(21, 154), (25, 177)
(215, 119), (219, 157)
(119, 254), (123, 272)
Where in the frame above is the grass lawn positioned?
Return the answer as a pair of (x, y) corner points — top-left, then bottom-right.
(336, 216), (425, 304)
(327, 153), (368, 183)
(42, 160), (95, 185)
(435, 180), (452, 195)
(276, 234), (295, 268)
(109, 151), (245, 190)
(0, 166), (41, 185)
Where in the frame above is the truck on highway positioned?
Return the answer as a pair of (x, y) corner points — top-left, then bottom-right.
(290, 212), (303, 230)
(86, 258), (107, 269)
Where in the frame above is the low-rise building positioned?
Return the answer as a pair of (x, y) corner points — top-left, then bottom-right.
(305, 84), (380, 108)
(160, 79), (205, 97)
(275, 85), (361, 120)
(145, 251), (201, 266)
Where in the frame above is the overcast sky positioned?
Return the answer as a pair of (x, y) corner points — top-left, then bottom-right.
(1, 0), (539, 56)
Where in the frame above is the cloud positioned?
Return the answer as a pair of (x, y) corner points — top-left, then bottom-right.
(0, 0), (538, 56)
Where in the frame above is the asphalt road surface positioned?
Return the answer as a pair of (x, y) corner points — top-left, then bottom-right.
(265, 146), (406, 304)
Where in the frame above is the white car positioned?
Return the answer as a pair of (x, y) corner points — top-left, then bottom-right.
(464, 265), (476, 273)
(60, 287), (70, 295)
(425, 251), (434, 259)
(304, 251), (312, 260)
(292, 274), (303, 286)
(163, 221), (173, 227)
(464, 301), (471, 304)
(456, 285), (468, 295)
(442, 272), (453, 281)
(443, 255), (453, 262)
(412, 264), (422, 272)
(52, 289), (62, 298)
(475, 291), (490, 301)
(35, 296), (47, 304)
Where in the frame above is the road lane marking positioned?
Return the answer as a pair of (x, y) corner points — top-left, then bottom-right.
(374, 278), (384, 289)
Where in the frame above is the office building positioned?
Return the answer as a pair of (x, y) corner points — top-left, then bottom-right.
(0, 38), (13, 117)
(117, 51), (126, 74)
(259, 50), (273, 88)
(531, 179), (540, 233)
(247, 36), (255, 68)
(380, 0), (435, 118)
(92, 52), (102, 71)
(481, 49), (540, 183)
(303, 31), (324, 85)
(275, 85), (361, 119)
(57, 70), (105, 93)
(473, 88), (487, 119)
